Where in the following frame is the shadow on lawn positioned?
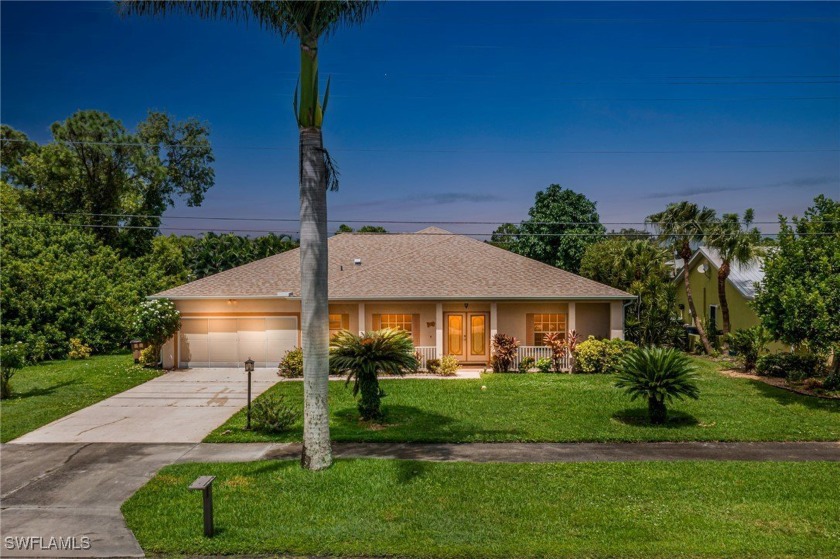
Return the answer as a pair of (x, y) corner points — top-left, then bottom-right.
(746, 379), (840, 412)
(612, 408), (699, 428)
(11, 379), (79, 400)
(333, 404), (525, 442)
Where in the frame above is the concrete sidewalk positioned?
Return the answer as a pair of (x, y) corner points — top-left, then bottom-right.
(179, 440), (840, 463)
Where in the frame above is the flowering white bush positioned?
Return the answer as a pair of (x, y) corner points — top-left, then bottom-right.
(132, 299), (181, 351)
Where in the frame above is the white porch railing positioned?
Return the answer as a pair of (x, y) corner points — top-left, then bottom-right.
(512, 346), (571, 372)
(414, 346), (437, 370)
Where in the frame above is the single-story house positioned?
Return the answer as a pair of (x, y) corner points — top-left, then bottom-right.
(673, 245), (766, 334)
(151, 227), (634, 369)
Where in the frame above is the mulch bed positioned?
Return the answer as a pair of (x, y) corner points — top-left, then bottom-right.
(719, 368), (840, 400)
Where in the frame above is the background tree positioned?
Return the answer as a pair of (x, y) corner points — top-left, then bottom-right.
(188, 232), (297, 279)
(704, 208), (762, 351)
(753, 196), (840, 377)
(334, 224), (387, 234)
(508, 185), (605, 273)
(579, 238), (683, 347)
(2, 110), (214, 256)
(489, 222), (519, 251)
(647, 201), (717, 354)
(121, 0), (381, 471)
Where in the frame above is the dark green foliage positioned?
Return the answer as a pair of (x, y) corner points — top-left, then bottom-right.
(424, 358), (441, 374)
(727, 326), (772, 372)
(2, 110), (214, 257)
(494, 185), (605, 273)
(615, 347), (700, 424)
(573, 337), (637, 374)
(579, 237), (684, 347)
(753, 196), (839, 376)
(251, 393), (299, 433)
(491, 333), (520, 372)
(188, 232), (297, 279)
(277, 347), (303, 378)
(330, 329), (419, 421)
(756, 353), (827, 381)
(518, 356), (535, 373)
(335, 224), (387, 234)
(0, 343), (27, 399)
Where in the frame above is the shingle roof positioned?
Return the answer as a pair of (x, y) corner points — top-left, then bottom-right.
(152, 227), (633, 300)
(674, 246), (765, 299)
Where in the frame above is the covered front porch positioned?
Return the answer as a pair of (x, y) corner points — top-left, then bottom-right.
(342, 299), (627, 371)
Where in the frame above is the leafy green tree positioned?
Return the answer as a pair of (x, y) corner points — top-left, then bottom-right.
(2, 111), (214, 257)
(508, 185), (605, 273)
(187, 232), (297, 279)
(330, 328), (418, 421)
(704, 209), (762, 351)
(580, 238), (683, 347)
(334, 224), (386, 234)
(121, 0), (381, 471)
(336, 224), (354, 233)
(615, 347), (700, 424)
(489, 222), (519, 251)
(647, 201), (718, 354)
(754, 196), (840, 377)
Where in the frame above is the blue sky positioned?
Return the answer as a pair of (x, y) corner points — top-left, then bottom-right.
(2, 1), (838, 237)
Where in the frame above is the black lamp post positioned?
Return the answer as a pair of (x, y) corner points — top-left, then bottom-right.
(130, 339), (146, 363)
(244, 358), (255, 429)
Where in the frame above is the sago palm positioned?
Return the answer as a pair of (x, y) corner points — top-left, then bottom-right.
(615, 347), (700, 424)
(330, 329), (419, 421)
(120, 0), (381, 471)
(647, 201), (717, 355)
(704, 209), (762, 351)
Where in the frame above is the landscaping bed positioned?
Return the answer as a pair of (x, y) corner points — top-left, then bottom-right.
(207, 357), (840, 443)
(123, 459), (840, 558)
(0, 354), (162, 442)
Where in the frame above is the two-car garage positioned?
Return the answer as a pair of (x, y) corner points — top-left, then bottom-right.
(178, 316), (299, 368)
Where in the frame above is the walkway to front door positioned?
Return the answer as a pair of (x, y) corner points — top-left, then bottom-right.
(444, 311), (490, 364)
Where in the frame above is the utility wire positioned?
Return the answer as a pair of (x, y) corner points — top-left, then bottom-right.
(2, 138), (837, 154)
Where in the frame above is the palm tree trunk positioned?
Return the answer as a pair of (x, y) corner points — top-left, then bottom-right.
(299, 126), (332, 471)
(717, 262), (732, 352)
(681, 248), (714, 354)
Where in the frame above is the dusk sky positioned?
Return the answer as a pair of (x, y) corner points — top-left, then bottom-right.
(2, 1), (838, 237)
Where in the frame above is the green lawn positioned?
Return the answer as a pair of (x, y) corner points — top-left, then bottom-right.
(123, 459), (840, 558)
(208, 357), (840, 443)
(0, 354), (162, 442)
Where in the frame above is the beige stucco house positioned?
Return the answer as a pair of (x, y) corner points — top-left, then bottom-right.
(151, 227), (633, 369)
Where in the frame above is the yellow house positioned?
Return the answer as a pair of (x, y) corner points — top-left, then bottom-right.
(673, 246), (765, 337)
(150, 227), (634, 370)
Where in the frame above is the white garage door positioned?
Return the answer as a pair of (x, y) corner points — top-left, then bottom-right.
(179, 317), (298, 368)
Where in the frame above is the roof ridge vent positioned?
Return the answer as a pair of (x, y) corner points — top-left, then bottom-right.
(354, 258), (362, 266)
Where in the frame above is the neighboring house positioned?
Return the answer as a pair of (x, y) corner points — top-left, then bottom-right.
(672, 245), (765, 335)
(151, 227), (633, 369)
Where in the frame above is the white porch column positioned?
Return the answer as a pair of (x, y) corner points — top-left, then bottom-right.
(435, 303), (443, 358)
(490, 302), (498, 339)
(567, 302), (576, 334)
(358, 303), (366, 334)
(609, 300), (625, 340)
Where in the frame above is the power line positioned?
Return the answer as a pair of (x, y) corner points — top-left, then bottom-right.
(4, 221), (835, 238)
(9, 210), (838, 227)
(2, 138), (837, 154)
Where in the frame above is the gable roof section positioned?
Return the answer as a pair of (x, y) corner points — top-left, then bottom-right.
(673, 245), (764, 300)
(152, 227), (632, 300)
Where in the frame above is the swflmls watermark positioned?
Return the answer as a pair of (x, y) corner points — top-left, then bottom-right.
(4, 536), (92, 551)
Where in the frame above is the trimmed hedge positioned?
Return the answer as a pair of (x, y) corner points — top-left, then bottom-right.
(756, 353), (827, 381)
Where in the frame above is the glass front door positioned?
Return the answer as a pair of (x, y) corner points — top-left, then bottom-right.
(444, 312), (488, 362)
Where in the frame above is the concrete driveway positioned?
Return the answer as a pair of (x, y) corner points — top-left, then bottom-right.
(9, 368), (280, 444)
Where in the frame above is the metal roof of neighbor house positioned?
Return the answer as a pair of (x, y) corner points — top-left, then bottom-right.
(152, 227), (633, 300)
(673, 245), (765, 300)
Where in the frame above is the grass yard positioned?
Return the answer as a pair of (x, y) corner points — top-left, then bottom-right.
(0, 354), (162, 442)
(208, 357), (840, 443)
(123, 459), (840, 558)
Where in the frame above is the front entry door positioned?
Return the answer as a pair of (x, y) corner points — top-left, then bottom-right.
(444, 312), (489, 363)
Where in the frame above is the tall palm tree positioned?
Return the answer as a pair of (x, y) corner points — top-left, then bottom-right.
(704, 209), (762, 351)
(120, 1), (380, 471)
(647, 201), (717, 354)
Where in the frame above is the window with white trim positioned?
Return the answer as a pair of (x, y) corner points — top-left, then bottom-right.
(532, 313), (566, 346)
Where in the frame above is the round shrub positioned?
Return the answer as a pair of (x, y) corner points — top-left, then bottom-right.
(437, 355), (460, 376)
(277, 347), (303, 378)
(1, 342), (27, 399)
(535, 357), (553, 373)
(756, 353), (827, 381)
(573, 336), (637, 374)
(251, 393), (299, 433)
(518, 356), (536, 373)
(67, 338), (92, 360)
